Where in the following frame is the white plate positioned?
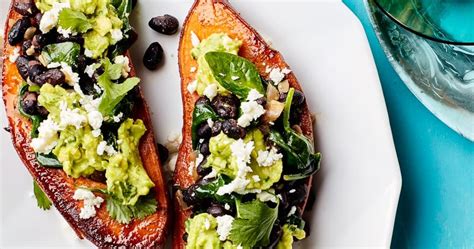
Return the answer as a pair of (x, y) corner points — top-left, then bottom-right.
(0, 0), (401, 248)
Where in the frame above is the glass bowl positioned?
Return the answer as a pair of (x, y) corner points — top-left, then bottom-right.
(366, 0), (474, 141)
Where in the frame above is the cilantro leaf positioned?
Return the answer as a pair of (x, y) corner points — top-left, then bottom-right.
(41, 42), (81, 67)
(97, 59), (140, 116)
(58, 8), (92, 33)
(106, 193), (157, 224)
(229, 199), (279, 247)
(33, 181), (52, 210)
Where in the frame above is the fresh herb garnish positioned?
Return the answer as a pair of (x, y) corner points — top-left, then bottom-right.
(269, 88), (321, 180)
(195, 175), (233, 203)
(41, 42), (81, 67)
(58, 9), (93, 33)
(33, 181), (52, 210)
(229, 199), (279, 247)
(106, 193), (157, 224)
(191, 101), (219, 148)
(36, 153), (62, 168)
(205, 51), (265, 99)
(97, 59), (140, 116)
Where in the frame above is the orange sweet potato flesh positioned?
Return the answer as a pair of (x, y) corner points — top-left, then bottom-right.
(2, 1), (169, 247)
(174, 0), (315, 247)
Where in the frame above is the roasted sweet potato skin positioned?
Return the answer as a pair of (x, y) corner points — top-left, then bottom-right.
(1, 0), (170, 247)
(174, 0), (314, 248)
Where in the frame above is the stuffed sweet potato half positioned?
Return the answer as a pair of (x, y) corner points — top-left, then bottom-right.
(174, 0), (321, 248)
(2, 0), (169, 247)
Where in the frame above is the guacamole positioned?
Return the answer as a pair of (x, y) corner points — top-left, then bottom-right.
(205, 130), (283, 192)
(185, 213), (221, 249)
(191, 33), (242, 94)
(276, 224), (306, 249)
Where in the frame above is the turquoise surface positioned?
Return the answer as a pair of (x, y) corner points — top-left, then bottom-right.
(343, 1), (474, 248)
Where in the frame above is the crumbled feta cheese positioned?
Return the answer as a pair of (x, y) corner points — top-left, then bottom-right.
(60, 63), (80, 86)
(231, 139), (254, 168)
(187, 80), (198, 94)
(207, 118), (214, 128)
(237, 100), (265, 127)
(277, 194), (283, 200)
(87, 110), (103, 130)
(97, 141), (117, 156)
(231, 75), (240, 81)
(204, 169), (218, 179)
(93, 84), (102, 94)
(288, 206), (297, 217)
(191, 31), (200, 47)
(203, 84), (218, 100)
(92, 129), (101, 137)
(224, 203), (230, 210)
(195, 153), (204, 168)
(73, 189), (104, 219)
(289, 189), (296, 194)
(217, 177), (250, 196)
(252, 175), (261, 182)
(216, 215), (234, 241)
(8, 47), (20, 63)
(257, 191), (278, 203)
(204, 218), (211, 230)
(113, 112), (123, 123)
(268, 68), (285, 85)
(256, 147), (283, 167)
(39, 2), (70, 33)
(190, 67), (196, 73)
(30, 118), (60, 154)
(110, 29), (123, 43)
(84, 49), (93, 58)
(246, 89), (263, 101)
(57, 26), (72, 38)
(47, 62), (61, 68)
(165, 130), (182, 153)
(85, 63), (98, 78)
(59, 101), (86, 129)
(114, 55), (131, 78)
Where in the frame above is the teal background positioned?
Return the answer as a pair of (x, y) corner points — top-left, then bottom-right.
(343, 1), (474, 248)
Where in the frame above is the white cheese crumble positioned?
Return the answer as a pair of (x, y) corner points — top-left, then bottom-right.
(57, 26), (72, 38)
(288, 206), (297, 217)
(246, 89), (263, 101)
(93, 84), (102, 94)
(195, 153), (204, 168)
(59, 101), (86, 129)
(114, 55), (131, 78)
(30, 118), (60, 154)
(73, 189), (104, 220)
(84, 49), (93, 58)
(207, 118), (214, 128)
(113, 112), (123, 123)
(237, 101), (265, 128)
(8, 47), (20, 63)
(87, 110), (103, 130)
(268, 68), (285, 85)
(216, 215), (234, 241)
(191, 31), (200, 47)
(60, 63), (80, 86)
(257, 191), (278, 203)
(46, 62), (61, 68)
(204, 218), (211, 230)
(256, 147), (283, 167)
(224, 203), (231, 210)
(190, 67), (196, 73)
(204, 169), (218, 179)
(85, 63), (98, 78)
(252, 175), (261, 182)
(203, 83), (218, 100)
(97, 141), (117, 156)
(110, 29), (123, 43)
(187, 80), (198, 94)
(39, 2), (70, 33)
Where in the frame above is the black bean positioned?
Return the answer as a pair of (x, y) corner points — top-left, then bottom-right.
(182, 232), (188, 242)
(34, 69), (65, 86)
(207, 204), (226, 217)
(22, 40), (32, 54)
(211, 120), (223, 136)
(13, 0), (38, 17)
(32, 33), (50, 49)
(197, 163), (211, 176)
(222, 119), (246, 139)
(195, 96), (211, 106)
(182, 185), (199, 206)
(37, 106), (49, 117)
(28, 62), (45, 82)
(286, 184), (307, 206)
(88, 171), (106, 183)
(56, 34), (84, 45)
(279, 90), (305, 106)
(197, 123), (212, 139)
(31, 12), (42, 27)
(211, 95), (239, 119)
(199, 142), (210, 156)
(8, 17), (30, 45)
(15, 56), (30, 80)
(157, 143), (169, 164)
(143, 42), (164, 70)
(148, 14), (179, 35)
(76, 54), (87, 73)
(21, 92), (37, 115)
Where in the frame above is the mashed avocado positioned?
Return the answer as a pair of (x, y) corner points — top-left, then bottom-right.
(36, 0), (123, 58)
(191, 33), (242, 95)
(206, 130), (282, 191)
(185, 213), (221, 249)
(276, 224), (306, 249)
(37, 84), (153, 206)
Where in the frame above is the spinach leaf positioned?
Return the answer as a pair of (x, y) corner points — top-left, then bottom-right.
(195, 176), (233, 203)
(36, 153), (62, 168)
(58, 9), (92, 33)
(33, 181), (52, 210)
(18, 84), (43, 138)
(192, 101), (219, 148)
(229, 199), (279, 247)
(41, 42), (81, 67)
(269, 88), (321, 180)
(204, 51), (265, 99)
